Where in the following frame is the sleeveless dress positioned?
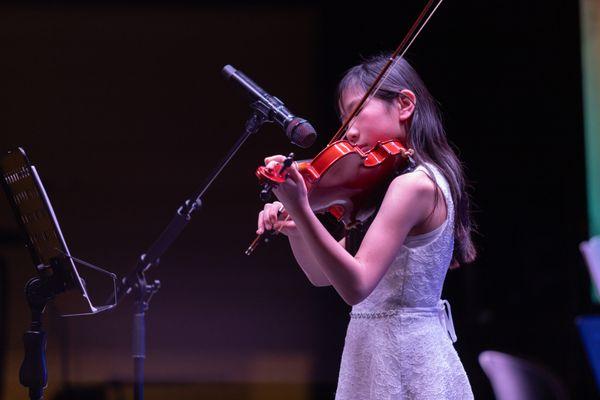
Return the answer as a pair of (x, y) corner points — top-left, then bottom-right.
(334, 163), (474, 400)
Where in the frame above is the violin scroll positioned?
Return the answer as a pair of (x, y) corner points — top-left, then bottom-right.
(256, 153), (295, 202)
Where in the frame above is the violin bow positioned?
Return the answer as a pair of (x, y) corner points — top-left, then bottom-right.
(245, 0), (444, 255)
(331, 0), (444, 144)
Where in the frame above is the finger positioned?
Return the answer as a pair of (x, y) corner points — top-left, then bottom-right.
(276, 217), (294, 233)
(265, 203), (277, 227)
(282, 219), (296, 229)
(272, 202), (286, 220)
(264, 155), (286, 165)
(263, 205), (273, 230)
(257, 210), (265, 234)
(274, 219), (297, 235)
(272, 202), (284, 218)
(266, 161), (279, 171)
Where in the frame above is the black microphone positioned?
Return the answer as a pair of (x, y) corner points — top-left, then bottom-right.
(222, 65), (317, 148)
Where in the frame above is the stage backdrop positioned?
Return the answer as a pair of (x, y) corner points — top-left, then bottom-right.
(581, 0), (600, 303)
(581, 0), (600, 237)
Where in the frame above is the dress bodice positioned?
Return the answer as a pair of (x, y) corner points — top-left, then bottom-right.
(335, 163), (473, 400)
(352, 162), (455, 312)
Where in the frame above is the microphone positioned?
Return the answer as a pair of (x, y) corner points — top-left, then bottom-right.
(222, 65), (317, 148)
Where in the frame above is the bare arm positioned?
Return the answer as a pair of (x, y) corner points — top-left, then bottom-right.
(287, 235), (345, 287)
(257, 201), (339, 287)
(278, 170), (433, 305)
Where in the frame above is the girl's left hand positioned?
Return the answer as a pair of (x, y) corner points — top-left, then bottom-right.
(264, 155), (310, 216)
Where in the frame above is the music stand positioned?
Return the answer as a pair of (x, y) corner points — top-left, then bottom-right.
(0, 147), (116, 400)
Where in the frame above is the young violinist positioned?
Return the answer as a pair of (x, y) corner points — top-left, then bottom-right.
(256, 54), (476, 399)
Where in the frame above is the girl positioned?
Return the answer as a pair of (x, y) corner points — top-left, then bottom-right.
(256, 54), (476, 399)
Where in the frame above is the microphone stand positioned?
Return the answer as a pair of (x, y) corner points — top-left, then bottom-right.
(117, 103), (271, 400)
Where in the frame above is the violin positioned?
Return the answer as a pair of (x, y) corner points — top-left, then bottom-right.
(245, 0), (442, 254)
(245, 139), (415, 255)
(256, 139), (414, 227)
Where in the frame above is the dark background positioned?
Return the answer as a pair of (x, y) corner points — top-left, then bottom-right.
(0, 0), (594, 399)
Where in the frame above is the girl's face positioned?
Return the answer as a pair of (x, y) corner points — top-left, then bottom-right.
(339, 87), (415, 152)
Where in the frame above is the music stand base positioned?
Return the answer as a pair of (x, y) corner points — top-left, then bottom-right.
(19, 277), (55, 400)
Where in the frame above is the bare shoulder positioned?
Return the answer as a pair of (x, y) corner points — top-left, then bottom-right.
(386, 169), (436, 201)
(375, 169), (439, 229)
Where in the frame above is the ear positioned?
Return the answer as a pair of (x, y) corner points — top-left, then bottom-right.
(396, 89), (416, 122)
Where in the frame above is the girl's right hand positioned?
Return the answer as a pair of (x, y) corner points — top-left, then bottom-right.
(257, 201), (298, 237)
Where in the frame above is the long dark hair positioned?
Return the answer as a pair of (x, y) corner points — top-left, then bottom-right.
(337, 53), (477, 266)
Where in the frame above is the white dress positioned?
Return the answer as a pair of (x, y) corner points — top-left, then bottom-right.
(335, 163), (474, 400)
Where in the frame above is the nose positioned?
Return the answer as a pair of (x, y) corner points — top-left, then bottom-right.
(345, 124), (359, 145)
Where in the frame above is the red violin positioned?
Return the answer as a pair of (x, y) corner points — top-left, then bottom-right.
(256, 139), (414, 228)
(245, 139), (414, 255)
